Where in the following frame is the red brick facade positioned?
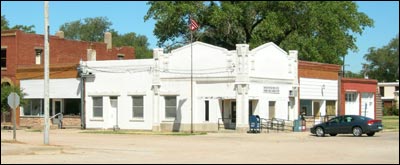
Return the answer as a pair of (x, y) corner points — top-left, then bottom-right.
(341, 78), (377, 118)
(298, 60), (341, 80)
(1, 29), (135, 85)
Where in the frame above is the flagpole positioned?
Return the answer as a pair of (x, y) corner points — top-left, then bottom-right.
(190, 16), (194, 134)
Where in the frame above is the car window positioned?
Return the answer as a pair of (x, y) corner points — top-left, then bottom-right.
(329, 117), (340, 123)
(344, 116), (353, 123)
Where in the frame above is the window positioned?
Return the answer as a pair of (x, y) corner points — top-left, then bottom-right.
(326, 101), (336, 116)
(117, 54), (124, 60)
(1, 49), (6, 68)
(92, 97), (103, 118)
(64, 99), (80, 116)
(345, 92), (357, 102)
(35, 49), (43, 65)
(165, 96), (176, 118)
(379, 87), (385, 96)
(22, 99), (44, 116)
(132, 96), (144, 118)
(300, 100), (312, 116)
(205, 100), (209, 121)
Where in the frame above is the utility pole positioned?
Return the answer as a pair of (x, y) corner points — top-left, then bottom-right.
(190, 19), (193, 134)
(44, 1), (50, 145)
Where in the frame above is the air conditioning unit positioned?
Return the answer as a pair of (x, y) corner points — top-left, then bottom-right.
(289, 89), (298, 97)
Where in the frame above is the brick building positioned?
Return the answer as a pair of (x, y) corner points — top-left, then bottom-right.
(1, 30), (135, 127)
(341, 78), (378, 119)
(298, 61), (341, 127)
(1, 29), (135, 86)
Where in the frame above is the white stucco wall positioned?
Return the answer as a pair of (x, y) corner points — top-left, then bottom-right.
(82, 42), (298, 131)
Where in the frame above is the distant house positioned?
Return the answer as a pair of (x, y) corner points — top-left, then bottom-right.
(378, 82), (399, 110)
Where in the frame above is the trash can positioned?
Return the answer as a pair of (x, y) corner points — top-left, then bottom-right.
(248, 115), (260, 133)
(293, 119), (301, 132)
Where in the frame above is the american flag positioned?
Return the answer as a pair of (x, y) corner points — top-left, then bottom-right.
(189, 18), (199, 31)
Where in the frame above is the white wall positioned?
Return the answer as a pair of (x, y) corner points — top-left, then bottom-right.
(361, 93), (375, 119)
(84, 59), (154, 129)
(82, 41), (298, 130)
(299, 78), (338, 100)
(20, 78), (81, 98)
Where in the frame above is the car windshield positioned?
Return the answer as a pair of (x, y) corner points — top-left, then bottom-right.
(328, 117), (340, 123)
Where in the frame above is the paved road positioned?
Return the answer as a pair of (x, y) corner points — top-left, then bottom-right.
(1, 129), (399, 164)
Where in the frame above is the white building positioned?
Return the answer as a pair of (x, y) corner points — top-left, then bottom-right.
(81, 42), (299, 132)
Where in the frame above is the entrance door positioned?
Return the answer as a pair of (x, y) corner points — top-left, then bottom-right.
(52, 99), (62, 116)
(269, 101), (275, 119)
(361, 93), (374, 119)
(231, 102), (236, 123)
(109, 97), (118, 129)
(52, 99), (63, 124)
(313, 102), (320, 117)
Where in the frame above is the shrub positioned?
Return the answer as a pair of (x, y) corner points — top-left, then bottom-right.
(383, 106), (399, 116)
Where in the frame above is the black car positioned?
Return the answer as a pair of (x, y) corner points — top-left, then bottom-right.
(310, 115), (383, 137)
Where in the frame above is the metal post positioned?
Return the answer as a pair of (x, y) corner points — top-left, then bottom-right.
(12, 107), (16, 141)
(190, 20), (193, 134)
(44, 1), (50, 145)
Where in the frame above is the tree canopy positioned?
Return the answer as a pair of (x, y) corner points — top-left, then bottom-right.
(144, 1), (373, 65)
(59, 17), (152, 59)
(362, 35), (399, 82)
(1, 15), (35, 33)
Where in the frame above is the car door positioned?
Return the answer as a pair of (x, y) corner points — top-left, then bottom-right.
(339, 116), (354, 133)
(325, 117), (341, 133)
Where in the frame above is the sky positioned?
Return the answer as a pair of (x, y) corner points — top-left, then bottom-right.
(1, 1), (399, 73)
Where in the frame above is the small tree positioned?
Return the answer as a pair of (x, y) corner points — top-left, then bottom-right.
(1, 85), (26, 122)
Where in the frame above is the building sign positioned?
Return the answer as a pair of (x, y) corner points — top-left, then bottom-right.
(264, 86), (280, 94)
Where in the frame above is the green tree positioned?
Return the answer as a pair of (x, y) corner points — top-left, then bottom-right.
(1, 85), (26, 113)
(362, 35), (399, 82)
(145, 1), (373, 64)
(60, 17), (112, 42)
(59, 17), (152, 59)
(111, 30), (152, 59)
(345, 71), (363, 79)
(1, 15), (35, 33)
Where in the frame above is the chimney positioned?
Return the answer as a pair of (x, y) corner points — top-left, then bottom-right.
(55, 31), (64, 39)
(104, 32), (112, 50)
(87, 49), (96, 61)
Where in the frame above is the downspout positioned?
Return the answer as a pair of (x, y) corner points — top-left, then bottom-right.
(338, 71), (342, 116)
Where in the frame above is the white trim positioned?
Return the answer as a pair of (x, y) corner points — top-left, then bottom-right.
(127, 92), (146, 96)
(88, 92), (120, 96)
(129, 119), (144, 122)
(160, 91), (180, 96)
(90, 118), (104, 121)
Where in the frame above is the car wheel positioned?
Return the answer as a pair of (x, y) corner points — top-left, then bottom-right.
(329, 133), (337, 136)
(316, 127), (325, 137)
(352, 127), (362, 137)
(366, 132), (375, 136)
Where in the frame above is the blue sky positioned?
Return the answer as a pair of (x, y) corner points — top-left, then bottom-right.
(1, 1), (398, 73)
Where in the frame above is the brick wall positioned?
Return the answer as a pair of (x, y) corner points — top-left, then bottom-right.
(20, 117), (47, 129)
(298, 60), (341, 80)
(19, 116), (81, 129)
(340, 78), (377, 116)
(1, 29), (136, 85)
(62, 116), (81, 127)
